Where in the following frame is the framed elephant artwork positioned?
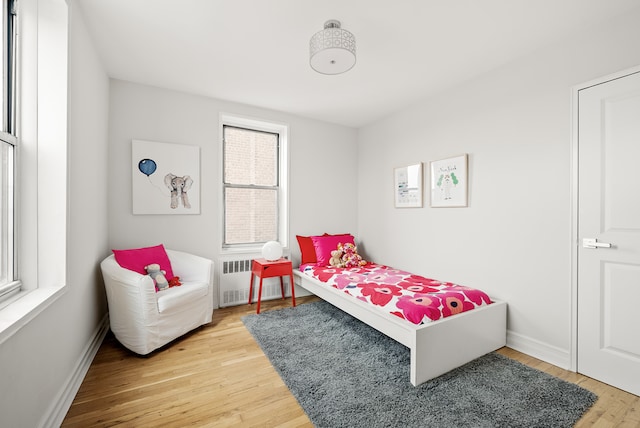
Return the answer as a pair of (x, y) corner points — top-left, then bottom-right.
(132, 139), (200, 214)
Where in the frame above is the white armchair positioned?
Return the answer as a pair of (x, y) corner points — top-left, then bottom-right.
(100, 249), (214, 355)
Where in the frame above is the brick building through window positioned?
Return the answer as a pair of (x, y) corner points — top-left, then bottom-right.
(221, 116), (288, 249)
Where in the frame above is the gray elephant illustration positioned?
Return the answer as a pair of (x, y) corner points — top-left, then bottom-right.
(164, 173), (193, 209)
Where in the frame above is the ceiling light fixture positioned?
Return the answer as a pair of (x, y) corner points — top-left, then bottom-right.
(309, 20), (356, 75)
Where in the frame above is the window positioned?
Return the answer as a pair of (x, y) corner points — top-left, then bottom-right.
(221, 115), (288, 249)
(0, 0), (17, 304)
(0, 0), (68, 343)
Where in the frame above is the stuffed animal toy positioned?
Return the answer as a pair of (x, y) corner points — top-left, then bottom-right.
(168, 276), (182, 287)
(340, 242), (367, 268)
(328, 243), (366, 268)
(329, 248), (345, 268)
(145, 263), (169, 291)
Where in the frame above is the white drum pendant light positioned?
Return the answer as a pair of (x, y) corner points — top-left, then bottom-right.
(310, 20), (356, 75)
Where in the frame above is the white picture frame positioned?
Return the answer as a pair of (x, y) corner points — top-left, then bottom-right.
(132, 139), (200, 214)
(430, 154), (468, 207)
(394, 163), (423, 208)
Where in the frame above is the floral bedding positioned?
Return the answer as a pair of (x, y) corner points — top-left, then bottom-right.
(300, 263), (492, 325)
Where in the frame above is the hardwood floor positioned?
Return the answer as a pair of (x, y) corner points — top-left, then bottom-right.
(63, 296), (639, 427)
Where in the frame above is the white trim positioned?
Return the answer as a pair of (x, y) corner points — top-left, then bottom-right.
(38, 314), (110, 428)
(569, 82), (579, 372)
(569, 64), (640, 372)
(506, 329), (571, 370)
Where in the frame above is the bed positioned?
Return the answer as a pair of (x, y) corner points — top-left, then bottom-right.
(293, 262), (507, 386)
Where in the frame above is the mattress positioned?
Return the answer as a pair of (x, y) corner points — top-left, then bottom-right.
(299, 263), (493, 325)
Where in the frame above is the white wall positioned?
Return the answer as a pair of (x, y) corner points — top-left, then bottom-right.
(107, 80), (358, 307)
(9, 4), (636, 424)
(0, 2), (110, 427)
(357, 8), (640, 368)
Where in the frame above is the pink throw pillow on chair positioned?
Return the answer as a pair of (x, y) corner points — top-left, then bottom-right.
(112, 244), (175, 280)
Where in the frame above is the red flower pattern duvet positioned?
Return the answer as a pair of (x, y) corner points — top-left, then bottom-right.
(300, 263), (492, 325)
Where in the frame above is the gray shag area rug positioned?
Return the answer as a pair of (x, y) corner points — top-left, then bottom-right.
(242, 301), (597, 428)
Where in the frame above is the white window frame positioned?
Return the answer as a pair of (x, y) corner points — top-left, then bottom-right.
(0, 0), (18, 305)
(0, 0), (68, 344)
(219, 113), (289, 253)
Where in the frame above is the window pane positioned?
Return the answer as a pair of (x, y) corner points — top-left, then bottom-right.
(0, 0), (16, 301)
(224, 126), (277, 186)
(224, 187), (277, 244)
(1, 0), (6, 128)
(0, 141), (11, 285)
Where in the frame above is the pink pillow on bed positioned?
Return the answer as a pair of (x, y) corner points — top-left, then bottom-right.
(112, 244), (175, 280)
(311, 234), (355, 267)
(297, 233), (339, 265)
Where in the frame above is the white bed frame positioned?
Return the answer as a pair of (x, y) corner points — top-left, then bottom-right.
(293, 270), (507, 386)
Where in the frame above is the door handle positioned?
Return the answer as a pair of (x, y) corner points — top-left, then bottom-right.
(583, 238), (612, 249)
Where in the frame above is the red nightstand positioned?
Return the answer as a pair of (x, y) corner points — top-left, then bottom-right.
(248, 258), (296, 314)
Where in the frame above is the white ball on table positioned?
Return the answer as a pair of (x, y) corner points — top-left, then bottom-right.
(262, 241), (283, 261)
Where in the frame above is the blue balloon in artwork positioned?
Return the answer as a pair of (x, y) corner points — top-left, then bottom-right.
(138, 159), (157, 176)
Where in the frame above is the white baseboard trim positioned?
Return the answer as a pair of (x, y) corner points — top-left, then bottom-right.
(39, 314), (110, 428)
(506, 329), (572, 370)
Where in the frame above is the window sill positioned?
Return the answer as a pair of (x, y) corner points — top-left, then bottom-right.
(0, 286), (67, 345)
(220, 246), (290, 257)
(220, 246), (263, 255)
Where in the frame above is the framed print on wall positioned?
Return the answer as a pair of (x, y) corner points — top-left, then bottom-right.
(132, 139), (201, 214)
(394, 163), (423, 208)
(430, 154), (468, 207)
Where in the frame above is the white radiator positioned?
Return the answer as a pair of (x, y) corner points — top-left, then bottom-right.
(218, 253), (293, 307)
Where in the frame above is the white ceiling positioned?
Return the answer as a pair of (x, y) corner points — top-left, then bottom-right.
(78, 0), (640, 128)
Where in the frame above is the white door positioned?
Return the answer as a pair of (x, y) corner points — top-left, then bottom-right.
(578, 70), (640, 396)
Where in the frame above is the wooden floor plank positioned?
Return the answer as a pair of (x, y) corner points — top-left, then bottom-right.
(62, 297), (638, 427)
